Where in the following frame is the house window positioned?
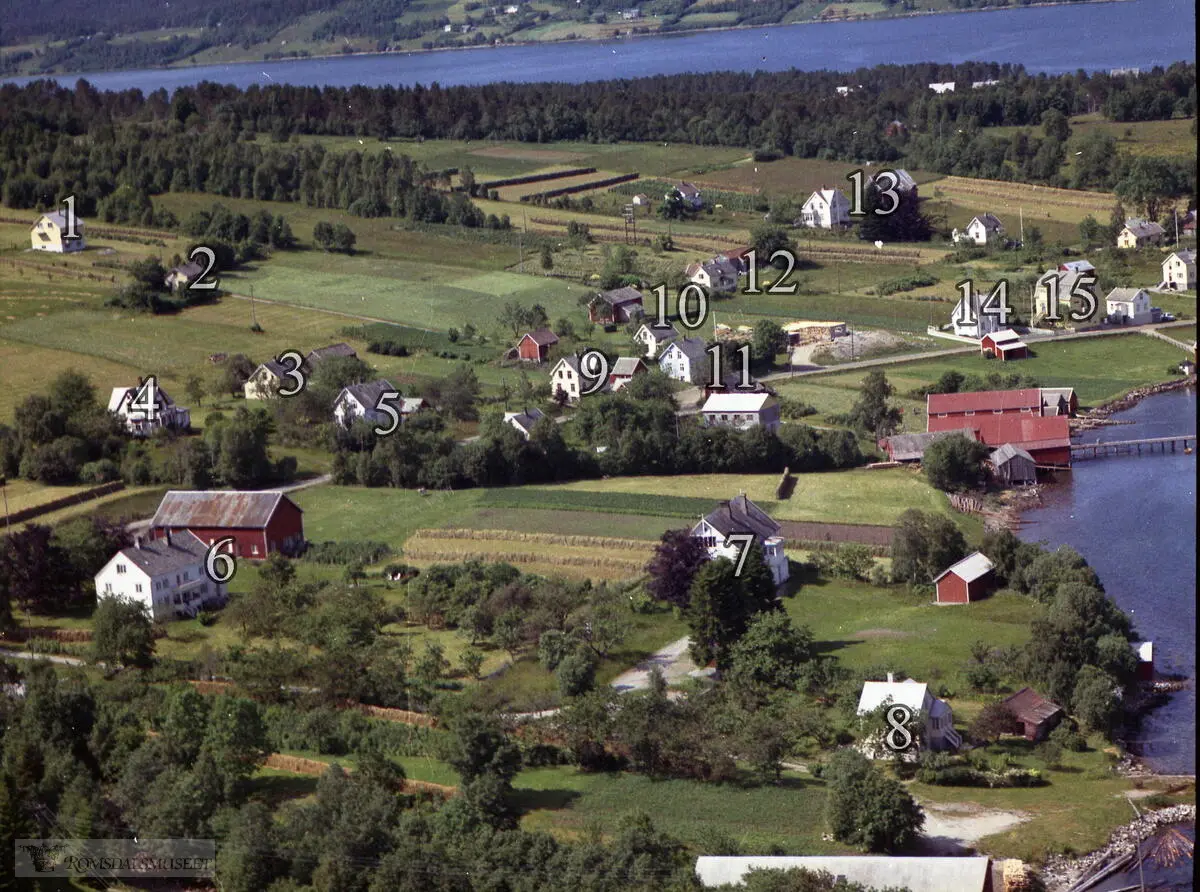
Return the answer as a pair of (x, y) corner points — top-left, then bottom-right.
(183, 571), (189, 581)
(965, 410), (975, 416)
(251, 544), (259, 555)
(104, 583), (112, 593)
(176, 575), (181, 585)
(993, 409), (1002, 414)
(116, 564), (126, 574)
(135, 584), (143, 593)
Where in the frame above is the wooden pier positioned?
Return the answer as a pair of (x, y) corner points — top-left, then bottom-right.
(1072, 434), (1196, 460)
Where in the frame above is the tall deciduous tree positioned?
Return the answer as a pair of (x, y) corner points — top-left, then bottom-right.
(889, 509), (968, 585)
(686, 544), (778, 669)
(825, 749), (924, 852)
(644, 528), (708, 609)
(92, 597), (155, 668)
(847, 370), (902, 437)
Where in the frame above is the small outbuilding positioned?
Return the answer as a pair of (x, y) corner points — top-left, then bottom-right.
(517, 329), (559, 363)
(1134, 641), (1154, 682)
(932, 551), (996, 604)
(989, 443), (1037, 485)
(1001, 687), (1064, 741)
(981, 329), (1029, 361)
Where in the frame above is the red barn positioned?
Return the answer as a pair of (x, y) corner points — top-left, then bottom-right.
(933, 552), (996, 604)
(980, 329), (1029, 361)
(149, 491), (305, 559)
(1002, 688), (1064, 741)
(517, 329), (559, 363)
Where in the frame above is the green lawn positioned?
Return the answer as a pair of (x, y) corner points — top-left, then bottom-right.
(517, 766), (842, 852)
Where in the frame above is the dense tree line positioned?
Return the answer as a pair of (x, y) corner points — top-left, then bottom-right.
(0, 63), (1193, 215)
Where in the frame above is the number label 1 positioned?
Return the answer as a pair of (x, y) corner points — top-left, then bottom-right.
(724, 533), (755, 577)
(188, 246), (219, 291)
(204, 537), (237, 584)
(61, 195), (81, 239)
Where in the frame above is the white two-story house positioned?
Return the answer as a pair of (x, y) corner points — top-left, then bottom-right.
(108, 384), (190, 436)
(950, 290), (1003, 339)
(690, 494), (789, 586)
(658, 337), (709, 384)
(332, 379), (407, 428)
(633, 322), (679, 359)
(954, 213), (1004, 246)
(94, 531), (227, 623)
(800, 188), (851, 229)
(856, 673), (961, 756)
(550, 355), (583, 402)
(1162, 250), (1196, 291)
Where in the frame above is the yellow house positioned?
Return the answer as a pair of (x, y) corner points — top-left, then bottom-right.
(30, 211), (86, 253)
(1116, 219), (1165, 249)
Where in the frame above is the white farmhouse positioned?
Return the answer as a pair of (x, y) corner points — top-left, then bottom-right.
(928, 81), (956, 94)
(30, 211), (85, 253)
(1162, 250), (1196, 291)
(332, 379), (404, 428)
(856, 673), (961, 754)
(701, 392), (781, 432)
(950, 290), (1003, 339)
(690, 494), (789, 586)
(799, 188), (850, 229)
(503, 407), (545, 439)
(1105, 287), (1153, 325)
(686, 258), (738, 293)
(108, 384), (190, 436)
(633, 321), (679, 359)
(244, 359), (290, 400)
(954, 213), (1004, 246)
(658, 336), (708, 384)
(94, 531), (227, 623)
(550, 355), (583, 402)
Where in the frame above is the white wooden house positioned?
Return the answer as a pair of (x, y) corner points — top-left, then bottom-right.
(799, 188), (850, 229)
(503, 407), (544, 439)
(633, 322), (679, 358)
(107, 385), (190, 436)
(686, 258), (738, 293)
(243, 360), (289, 400)
(658, 337), (708, 384)
(950, 290), (1003, 339)
(856, 673), (961, 754)
(165, 261), (205, 292)
(550, 355), (583, 402)
(954, 214), (1004, 246)
(30, 211), (85, 253)
(1105, 287), (1153, 324)
(332, 379), (401, 427)
(608, 356), (647, 391)
(928, 81), (956, 93)
(690, 494), (789, 586)
(1162, 250), (1196, 291)
(701, 393), (781, 432)
(1117, 219), (1166, 249)
(94, 531), (227, 623)
(1033, 269), (1098, 323)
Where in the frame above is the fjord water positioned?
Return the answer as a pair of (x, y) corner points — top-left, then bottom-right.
(4, 0), (1194, 92)
(1017, 388), (1197, 775)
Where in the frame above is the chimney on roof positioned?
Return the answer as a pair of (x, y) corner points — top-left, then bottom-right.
(165, 529), (172, 547)
(134, 535), (142, 550)
(886, 672), (895, 683)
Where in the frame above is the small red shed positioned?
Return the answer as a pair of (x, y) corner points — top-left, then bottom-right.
(980, 329), (1029, 361)
(150, 490), (305, 559)
(517, 329), (559, 363)
(932, 551), (996, 604)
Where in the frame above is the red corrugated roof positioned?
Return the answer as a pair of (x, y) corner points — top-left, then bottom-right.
(929, 413), (1069, 449)
(927, 388), (1042, 416)
(151, 491), (299, 529)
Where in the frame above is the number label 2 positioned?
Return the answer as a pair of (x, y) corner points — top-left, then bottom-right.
(188, 246), (219, 291)
(744, 248), (799, 295)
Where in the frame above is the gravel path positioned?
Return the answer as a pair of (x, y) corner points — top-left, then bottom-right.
(608, 636), (698, 692)
(915, 801), (1031, 855)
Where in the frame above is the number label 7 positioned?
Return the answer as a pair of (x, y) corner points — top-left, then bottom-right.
(724, 533), (755, 577)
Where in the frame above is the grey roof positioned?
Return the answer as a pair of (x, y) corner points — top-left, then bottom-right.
(306, 343), (357, 364)
(639, 322), (679, 343)
(696, 856), (992, 891)
(595, 285), (643, 307)
(675, 181), (701, 198)
(522, 329), (559, 346)
(341, 379), (397, 411)
(1106, 287), (1148, 302)
(168, 261), (205, 279)
(933, 551), (995, 584)
(875, 168), (917, 191)
(257, 359), (289, 379)
(989, 443), (1035, 465)
(151, 491), (300, 530)
(505, 407), (544, 434)
(111, 531), (210, 576)
(881, 428), (977, 462)
(1170, 249), (1196, 263)
(556, 354), (582, 374)
(36, 211), (82, 229)
(611, 357), (644, 376)
(664, 336), (708, 366)
(1059, 260), (1095, 273)
(972, 213), (1004, 231)
(1123, 219), (1165, 238)
(699, 494), (780, 540)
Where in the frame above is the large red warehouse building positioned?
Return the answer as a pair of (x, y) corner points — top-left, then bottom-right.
(926, 389), (1072, 466)
(149, 491), (305, 559)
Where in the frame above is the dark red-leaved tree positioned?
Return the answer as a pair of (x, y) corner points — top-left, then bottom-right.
(644, 528), (708, 609)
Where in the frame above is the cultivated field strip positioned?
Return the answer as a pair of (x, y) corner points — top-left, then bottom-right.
(934, 176), (1115, 213)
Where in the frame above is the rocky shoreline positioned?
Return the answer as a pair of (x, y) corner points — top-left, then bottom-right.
(1081, 375), (1196, 421)
(1041, 804), (1195, 891)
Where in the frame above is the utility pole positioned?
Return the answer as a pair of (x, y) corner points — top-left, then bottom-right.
(250, 285), (258, 329)
(1, 476), (8, 531)
(1019, 206), (1025, 246)
(518, 229), (524, 273)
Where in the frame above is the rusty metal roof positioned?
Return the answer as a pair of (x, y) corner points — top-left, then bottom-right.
(150, 490), (300, 530)
(1002, 687), (1063, 725)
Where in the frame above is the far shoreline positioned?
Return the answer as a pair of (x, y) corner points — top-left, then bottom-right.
(2, 0), (1141, 82)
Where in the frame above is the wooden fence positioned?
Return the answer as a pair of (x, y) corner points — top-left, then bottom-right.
(5, 481), (126, 526)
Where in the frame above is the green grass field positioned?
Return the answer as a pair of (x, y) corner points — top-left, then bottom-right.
(778, 331), (1188, 424)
